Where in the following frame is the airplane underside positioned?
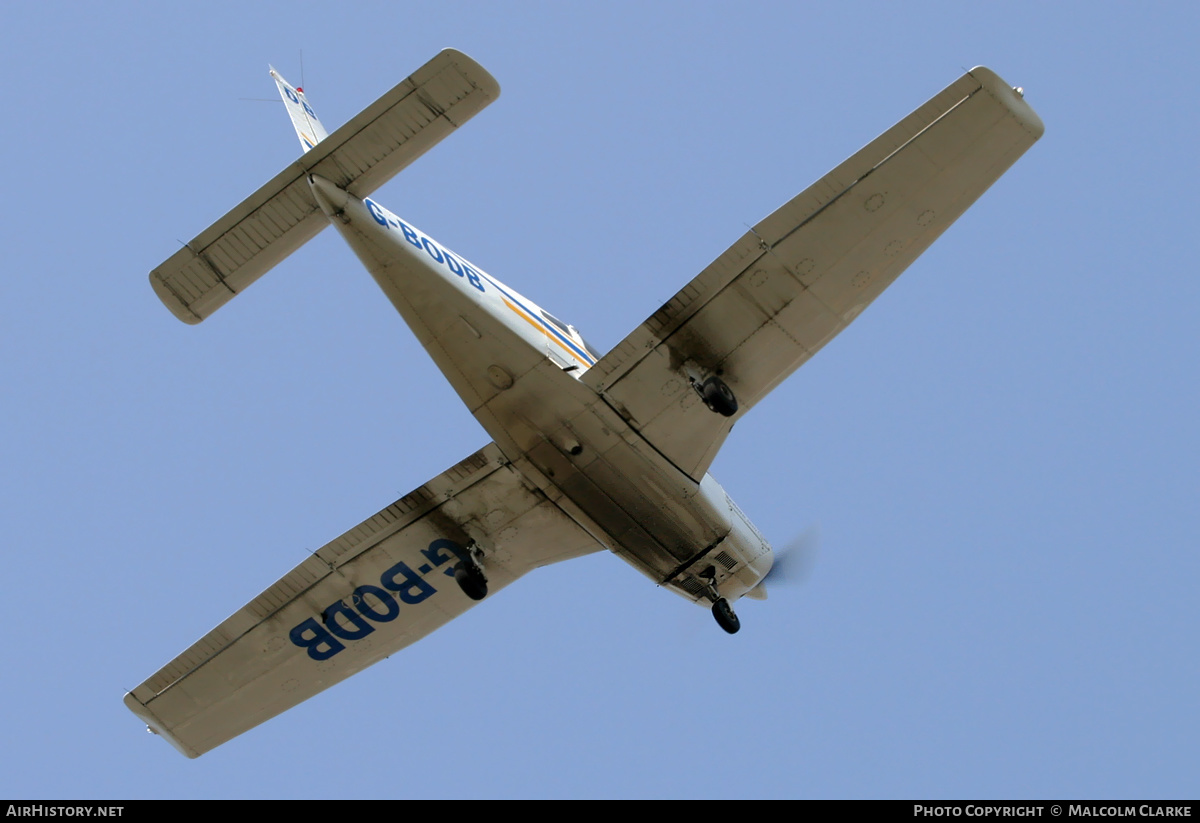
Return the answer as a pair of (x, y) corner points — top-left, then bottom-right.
(128, 50), (1042, 757)
(308, 175), (772, 618)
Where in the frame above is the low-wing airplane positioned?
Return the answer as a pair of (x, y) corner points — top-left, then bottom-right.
(126, 50), (1043, 758)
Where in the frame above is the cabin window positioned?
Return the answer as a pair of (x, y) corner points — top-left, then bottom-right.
(539, 310), (571, 336)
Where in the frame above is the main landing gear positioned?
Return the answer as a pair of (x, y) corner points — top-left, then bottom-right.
(453, 544), (489, 601)
(699, 376), (738, 418)
(684, 361), (738, 418)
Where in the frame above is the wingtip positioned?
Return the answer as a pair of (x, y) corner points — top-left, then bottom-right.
(968, 65), (1046, 140)
(124, 691), (202, 759)
(149, 271), (203, 325)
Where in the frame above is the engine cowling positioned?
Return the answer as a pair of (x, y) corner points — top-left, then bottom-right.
(664, 474), (773, 605)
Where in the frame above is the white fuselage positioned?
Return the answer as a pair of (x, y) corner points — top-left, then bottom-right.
(309, 175), (772, 604)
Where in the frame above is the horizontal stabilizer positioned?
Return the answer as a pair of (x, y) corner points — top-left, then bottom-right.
(149, 49), (499, 324)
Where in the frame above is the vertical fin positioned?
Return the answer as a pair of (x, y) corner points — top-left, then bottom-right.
(269, 65), (329, 153)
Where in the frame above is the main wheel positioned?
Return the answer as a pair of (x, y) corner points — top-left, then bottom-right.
(454, 563), (488, 601)
(701, 377), (738, 417)
(711, 597), (741, 634)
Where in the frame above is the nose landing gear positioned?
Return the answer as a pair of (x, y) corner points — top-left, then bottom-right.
(699, 564), (741, 634)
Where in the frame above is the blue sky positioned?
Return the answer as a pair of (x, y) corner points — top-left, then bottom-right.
(2, 1), (1197, 799)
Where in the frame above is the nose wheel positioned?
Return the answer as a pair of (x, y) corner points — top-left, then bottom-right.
(711, 598), (741, 634)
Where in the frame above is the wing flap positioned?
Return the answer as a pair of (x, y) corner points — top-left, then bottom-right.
(583, 67), (1043, 480)
(149, 49), (499, 324)
(125, 443), (601, 758)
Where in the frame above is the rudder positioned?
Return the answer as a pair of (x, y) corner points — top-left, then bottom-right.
(270, 66), (329, 152)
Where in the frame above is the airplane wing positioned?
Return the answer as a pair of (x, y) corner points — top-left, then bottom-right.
(124, 442), (603, 758)
(150, 48), (499, 324)
(582, 67), (1044, 481)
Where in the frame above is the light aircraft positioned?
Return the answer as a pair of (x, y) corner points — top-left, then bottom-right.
(125, 50), (1043, 758)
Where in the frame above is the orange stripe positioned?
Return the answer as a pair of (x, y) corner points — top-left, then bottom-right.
(502, 297), (584, 362)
